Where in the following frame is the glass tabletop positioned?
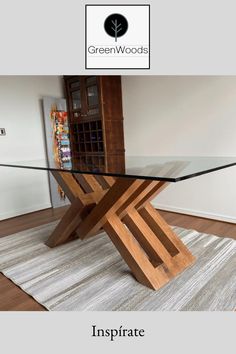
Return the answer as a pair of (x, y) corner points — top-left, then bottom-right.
(0, 156), (236, 182)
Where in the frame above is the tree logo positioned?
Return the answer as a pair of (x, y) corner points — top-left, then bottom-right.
(104, 13), (128, 42)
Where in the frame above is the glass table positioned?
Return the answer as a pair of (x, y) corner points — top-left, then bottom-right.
(1, 156), (236, 290)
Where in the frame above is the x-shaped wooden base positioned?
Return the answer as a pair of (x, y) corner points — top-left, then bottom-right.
(46, 171), (195, 290)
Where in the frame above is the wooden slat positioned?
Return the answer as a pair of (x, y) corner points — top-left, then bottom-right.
(135, 181), (167, 210)
(104, 214), (170, 290)
(82, 174), (104, 192)
(123, 209), (176, 269)
(77, 178), (144, 239)
(139, 206), (179, 257)
(51, 171), (84, 202)
(93, 175), (110, 189)
(140, 204), (195, 260)
(102, 175), (116, 187)
(52, 171), (104, 205)
(46, 198), (86, 247)
(117, 180), (152, 216)
(73, 174), (93, 193)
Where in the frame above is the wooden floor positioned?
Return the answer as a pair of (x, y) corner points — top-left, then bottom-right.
(0, 206), (235, 311)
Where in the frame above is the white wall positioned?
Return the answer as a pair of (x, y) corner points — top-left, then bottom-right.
(0, 76), (64, 220)
(122, 76), (236, 223)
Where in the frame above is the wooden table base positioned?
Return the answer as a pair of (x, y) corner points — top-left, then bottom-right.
(46, 172), (195, 290)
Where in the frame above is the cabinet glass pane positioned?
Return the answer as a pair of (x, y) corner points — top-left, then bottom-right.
(72, 90), (81, 109)
(70, 81), (80, 89)
(86, 76), (96, 85)
(87, 85), (98, 106)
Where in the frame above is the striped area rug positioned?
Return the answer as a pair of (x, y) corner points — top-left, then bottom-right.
(0, 221), (235, 311)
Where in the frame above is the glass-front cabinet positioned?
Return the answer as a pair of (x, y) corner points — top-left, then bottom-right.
(64, 76), (125, 174)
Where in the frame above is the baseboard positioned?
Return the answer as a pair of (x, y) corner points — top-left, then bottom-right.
(0, 203), (52, 221)
(1, 201), (236, 224)
(153, 202), (236, 224)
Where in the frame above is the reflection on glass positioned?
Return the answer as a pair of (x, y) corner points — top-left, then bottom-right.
(72, 90), (81, 109)
(70, 81), (80, 89)
(86, 76), (96, 85)
(87, 85), (98, 106)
